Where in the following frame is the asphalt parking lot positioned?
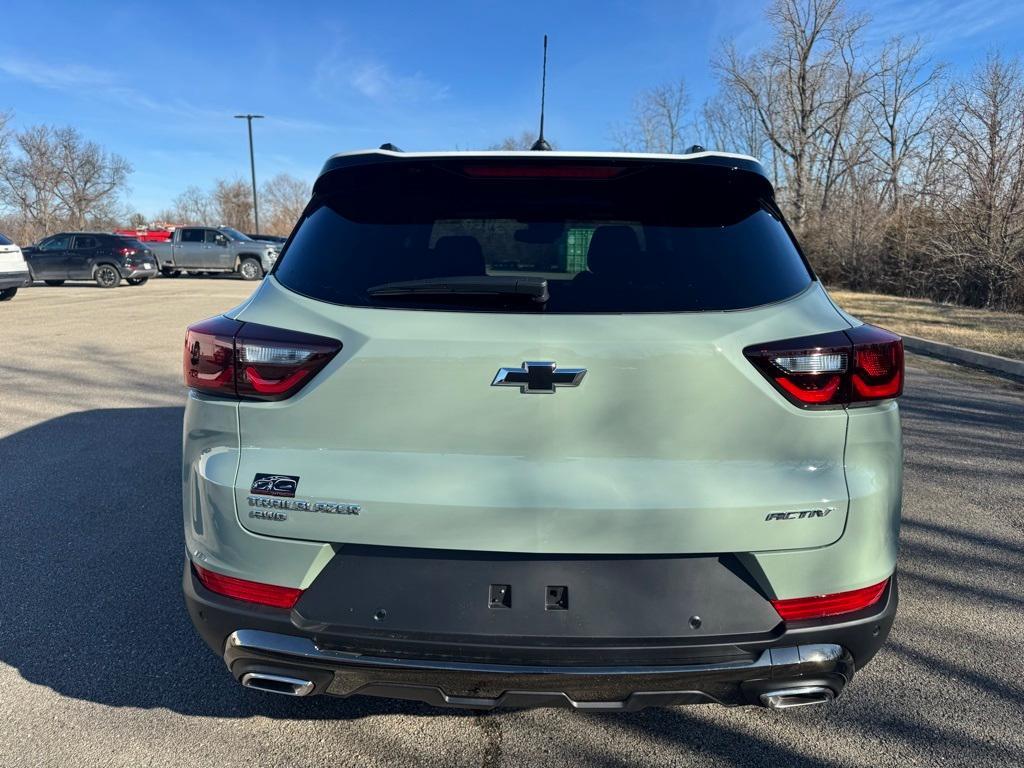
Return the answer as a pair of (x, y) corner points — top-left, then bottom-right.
(1, 279), (1022, 767)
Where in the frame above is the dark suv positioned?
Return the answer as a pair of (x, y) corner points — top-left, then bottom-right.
(22, 233), (159, 288)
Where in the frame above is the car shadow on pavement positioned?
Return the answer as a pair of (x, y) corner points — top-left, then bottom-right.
(0, 406), (454, 721)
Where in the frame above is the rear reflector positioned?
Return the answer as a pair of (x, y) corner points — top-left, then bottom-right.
(193, 563), (303, 609)
(771, 578), (889, 621)
(184, 316), (342, 401)
(744, 324), (903, 409)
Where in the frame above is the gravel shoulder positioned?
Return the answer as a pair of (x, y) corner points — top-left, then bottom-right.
(831, 289), (1024, 359)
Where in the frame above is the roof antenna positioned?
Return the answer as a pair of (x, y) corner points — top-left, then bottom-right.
(530, 35), (552, 151)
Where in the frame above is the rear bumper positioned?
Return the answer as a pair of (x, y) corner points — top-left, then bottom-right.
(183, 556), (897, 710)
(124, 264), (158, 279)
(0, 270), (31, 289)
(224, 628), (853, 710)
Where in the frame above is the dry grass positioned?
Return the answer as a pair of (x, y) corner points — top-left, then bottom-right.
(830, 290), (1024, 361)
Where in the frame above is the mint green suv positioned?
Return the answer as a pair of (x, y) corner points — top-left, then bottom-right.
(182, 149), (902, 711)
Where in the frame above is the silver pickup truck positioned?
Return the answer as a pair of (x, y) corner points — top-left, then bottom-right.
(151, 226), (279, 280)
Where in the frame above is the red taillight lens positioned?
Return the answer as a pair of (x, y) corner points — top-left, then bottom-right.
(184, 316), (240, 397)
(744, 325), (903, 409)
(193, 563), (303, 609)
(183, 317), (341, 401)
(771, 578), (889, 621)
(118, 247), (137, 257)
(848, 325), (903, 402)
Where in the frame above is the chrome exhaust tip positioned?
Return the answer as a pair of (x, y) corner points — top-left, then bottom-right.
(759, 686), (835, 710)
(240, 672), (315, 697)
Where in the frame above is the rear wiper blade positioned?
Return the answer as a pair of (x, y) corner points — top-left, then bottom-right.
(367, 275), (549, 303)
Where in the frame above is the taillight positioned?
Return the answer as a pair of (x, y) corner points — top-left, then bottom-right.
(118, 247), (137, 257)
(744, 325), (903, 409)
(183, 316), (341, 401)
(848, 325), (904, 401)
(771, 578), (889, 621)
(193, 563), (303, 609)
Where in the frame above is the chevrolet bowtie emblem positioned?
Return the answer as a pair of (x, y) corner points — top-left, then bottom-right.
(491, 361), (587, 394)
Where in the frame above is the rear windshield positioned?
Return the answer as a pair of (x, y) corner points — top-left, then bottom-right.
(274, 160), (812, 313)
(0, 233), (12, 246)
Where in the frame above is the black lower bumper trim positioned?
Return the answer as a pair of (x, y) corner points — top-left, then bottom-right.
(224, 629), (853, 711)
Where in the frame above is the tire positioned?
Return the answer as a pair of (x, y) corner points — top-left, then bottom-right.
(44, 280), (65, 286)
(238, 258), (263, 281)
(161, 268), (181, 278)
(0, 287), (16, 301)
(95, 264), (121, 288)
(127, 277), (149, 286)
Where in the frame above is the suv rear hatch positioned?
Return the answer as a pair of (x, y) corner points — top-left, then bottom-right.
(230, 154), (852, 554)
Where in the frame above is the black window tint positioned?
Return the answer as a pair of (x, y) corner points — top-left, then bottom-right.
(74, 236), (99, 249)
(275, 161), (812, 313)
(40, 235), (71, 251)
(180, 228), (203, 243)
(0, 233), (12, 246)
(204, 230), (222, 243)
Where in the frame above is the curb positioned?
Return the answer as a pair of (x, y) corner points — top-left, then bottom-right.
(902, 335), (1024, 382)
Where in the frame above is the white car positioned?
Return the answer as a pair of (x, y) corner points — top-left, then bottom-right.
(0, 233), (31, 301)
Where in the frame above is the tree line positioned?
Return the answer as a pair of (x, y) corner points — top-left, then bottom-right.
(151, 174), (310, 235)
(3, 0), (1023, 311)
(0, 112), (309, 242)
(616, 0), (1024, 310)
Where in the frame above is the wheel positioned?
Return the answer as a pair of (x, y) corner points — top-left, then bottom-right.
(239, 258), (263, 281)
(160, 268), (181, 278)
(95, 264), (121, 288)
(127, 277), (149, 286)
(44, 280), (65, 286)
(0, 287), (16, 301)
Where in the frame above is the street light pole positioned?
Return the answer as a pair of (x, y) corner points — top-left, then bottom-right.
(234, 114), (264, 233)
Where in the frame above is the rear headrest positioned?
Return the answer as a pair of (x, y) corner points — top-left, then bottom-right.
(586, 225), (641, 278)
(433, 236), (485, 276)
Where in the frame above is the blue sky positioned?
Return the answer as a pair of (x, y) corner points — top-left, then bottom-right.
(1, 0), (1022, 216)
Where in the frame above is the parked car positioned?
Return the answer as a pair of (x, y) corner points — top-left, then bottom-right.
(22, 233), (158, 288)
(0, 232), (32, 301)
(182, 149), (903, 712)
(246, 233), (287, 245)
(150, 226), (279, 280)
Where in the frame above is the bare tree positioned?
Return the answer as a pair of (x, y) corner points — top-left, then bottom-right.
(169, 185), (214, 225)
(933, 53), (1024, 306)
(612, 79), (689, 153)
(0, 111), (10, 167)
(260, 173), (309, 235)
(212, 178), (254, 230)
(51, 127), (132, 229)
(0, 126), (64, 239)
(868, 36), (947, 211)
(715, 0), (870, 227)
(697, 91), (768, 159)
(0, 123), (131, 241)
